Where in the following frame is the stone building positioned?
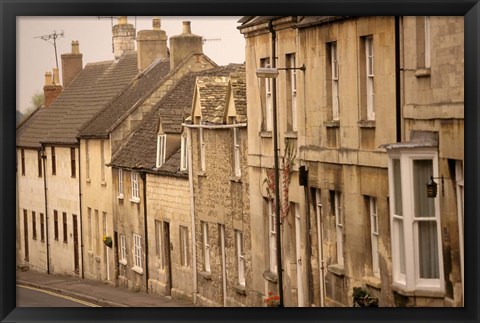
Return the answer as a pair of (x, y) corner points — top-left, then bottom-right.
(184, 65), (252, 306)
(108, 65), (241, 298)
(16, 38), (138, 276)
(238, 16), (463, 307)
(77, 17), (216, 285)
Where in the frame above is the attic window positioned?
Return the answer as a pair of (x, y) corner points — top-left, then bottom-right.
(180, 134), (188, 171)
(156, 134), (167, 168)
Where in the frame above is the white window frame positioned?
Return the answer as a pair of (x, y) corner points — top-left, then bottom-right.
(199, 128), (206, 172)
(133, 233), (143, 272)
(156, 134), (167, 168)
(268, 200), (277, 273)
(233, 122), (241, 178)
(180, 225), (189, 267)
(388, 149), (445, 292)
(236, 230), (246, 286)
(262, 58), (273, 131)
(369, 197), (380, 277)
(424, 16), (431, 69)
(331, 42), (340, 120)
(201, 221), (211, 272)
(288, 53), (298, 131)
(365, 36), (375, 120)
(334, 191), (344, 267)
(119, 234), (127, 265)
(118, 168), (124, 199)
(180, 134), (188, 171)
(131, 171), (140, 202)
(100, 140), (106, 182)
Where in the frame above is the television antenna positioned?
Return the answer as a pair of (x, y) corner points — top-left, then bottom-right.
(202, 37), (221, 44)
(34, 30), (64, 69)
(97, 16), (137, 53)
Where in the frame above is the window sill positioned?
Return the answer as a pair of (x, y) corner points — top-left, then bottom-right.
(262, 270), (278, 283)
(284, 131), (298, 139)
(117, 194), (124, 200)
(198, 271), (212, 280)
(327, 264), (345, 277)
(87, 250), (94, 256)
(259, 131), (273, 138)
(101, 180), (107, 186)
(130, 197), (140, 204)
(119, 259), (127, 266)
(392, 283), (445, 298)
(131, 266), (144, 275)
(357, 120), (376, 128)
(234, 284), (247, 295)
(415, 68), (431, 78)
(363, 276), (381, 289)
(86, 178), (91, 183)
(324, 120), (340, 128)
(197, 171), (207, 177)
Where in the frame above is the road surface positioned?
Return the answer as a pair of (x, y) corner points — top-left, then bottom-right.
(16, 285), (99, 307)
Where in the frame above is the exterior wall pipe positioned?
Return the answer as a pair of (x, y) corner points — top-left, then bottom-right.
(41, 145), (50, 274)
(186, 127), (198, 305)
(77, 142), (85, 279)
(395, 16), (402, 143)
(140, 172), (149, 293)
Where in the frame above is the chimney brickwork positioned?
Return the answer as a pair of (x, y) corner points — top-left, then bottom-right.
(43, 70), (63, 108)
(169, 21), (203, 71)
(113, 16), (136, 60)
(61, 40), (83, 88)
(136, 17), (168, 72)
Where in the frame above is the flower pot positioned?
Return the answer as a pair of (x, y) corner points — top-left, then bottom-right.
(103, 236), (113, 248)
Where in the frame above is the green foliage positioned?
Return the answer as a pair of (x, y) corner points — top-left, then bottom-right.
(353, 287), (379, 307)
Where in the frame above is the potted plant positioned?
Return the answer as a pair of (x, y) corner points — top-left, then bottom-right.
(103, 235), (113, 248)
(264, 291), (280, 307)
(352, 287), (379, 307)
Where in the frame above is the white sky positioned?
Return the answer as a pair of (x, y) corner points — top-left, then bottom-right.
(16, 16), (246, 113)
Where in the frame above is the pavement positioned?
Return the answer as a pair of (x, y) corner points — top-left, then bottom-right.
(16, 269), (195, 307)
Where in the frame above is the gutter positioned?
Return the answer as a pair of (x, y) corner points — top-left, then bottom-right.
(77, 141), (85, 279)
(181, 123), (247, 129)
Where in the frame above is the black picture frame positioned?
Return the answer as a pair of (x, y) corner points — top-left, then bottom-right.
(1, 0), (478, 322)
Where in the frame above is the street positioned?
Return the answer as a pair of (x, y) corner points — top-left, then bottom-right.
(16, 285), (99, 307)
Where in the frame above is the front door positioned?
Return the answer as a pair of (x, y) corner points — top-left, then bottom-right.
(219, 224), (227, 306)
(295, 204), (304, 307)
(73, 214), (79, 274)
(163, 222), (172, 295)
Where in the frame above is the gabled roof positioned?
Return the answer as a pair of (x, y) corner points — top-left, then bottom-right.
(16, 52), (139, 148)
(79, 58), (171, 138)
(109, 64), (243, 176)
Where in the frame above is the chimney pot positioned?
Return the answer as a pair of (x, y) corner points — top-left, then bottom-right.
(52, 68), (60, 85)
(182, 21), (191, 34)
(71, 40), (80, 54)
(44, 72), (53, 86)
(118, 16), (128, 25)
(153, 18), (161, 30)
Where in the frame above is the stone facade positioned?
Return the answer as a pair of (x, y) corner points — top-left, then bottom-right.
(146, 174), (193, 301)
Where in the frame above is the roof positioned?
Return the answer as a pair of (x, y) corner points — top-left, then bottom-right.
(381, 131), (439, 150)
(17, 52), (139, 148)
(237, 16), (282, 29)
(237, 16), (350, 29)
(109, 64), (244, 175)
(79, 58), (171, 138)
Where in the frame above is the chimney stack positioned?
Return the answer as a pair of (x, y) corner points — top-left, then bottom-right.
(43, 70), (63, 108)
(112, 16), (135, 60)
(136, 17), (168, 72)
(61, 40), (83, 88)
(169, 21), (203, 71)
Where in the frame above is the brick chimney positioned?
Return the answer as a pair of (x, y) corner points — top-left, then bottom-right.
(169, 21), (203, 71)
(43, 70), (63, 108)
(61, 40), (83, 88)
(112, 16), (135, 60)
(136, 17), (168, 72)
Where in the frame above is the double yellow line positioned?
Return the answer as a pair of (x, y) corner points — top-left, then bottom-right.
(17, 284), (101, 307)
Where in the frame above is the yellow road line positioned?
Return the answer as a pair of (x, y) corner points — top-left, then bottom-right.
(17, 284), (101, 307)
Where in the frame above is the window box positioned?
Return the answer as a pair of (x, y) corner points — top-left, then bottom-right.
(234, 284), (247, 295)
(131, 266), (144, 275)
(415, 68), (431, 78)
(328, 264), (345, 277)
(262, 270), (278, 283)
(130, 197), (140, 204)
(198, 271), (212, 280)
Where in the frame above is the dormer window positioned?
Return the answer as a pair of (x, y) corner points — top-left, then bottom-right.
(156, 134), (167, 168)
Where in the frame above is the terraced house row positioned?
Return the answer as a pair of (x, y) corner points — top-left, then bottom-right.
(17, 16), (464, 307)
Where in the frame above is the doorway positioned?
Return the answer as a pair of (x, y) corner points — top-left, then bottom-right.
(163, 222), (172, 295)
(295, 204), (304, 307)
(73, 214), (79, 274)
(23, 211), (29, 262)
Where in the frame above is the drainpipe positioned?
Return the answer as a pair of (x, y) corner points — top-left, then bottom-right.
(140, 172), (149, 293)
(303, 174), (314, 306)
(268, 19), (285, 308)
(41, 145), (50, 274)
(186, 127), (198, 305)
(77, 142), (85, 279)
(395, 16), (402, 143)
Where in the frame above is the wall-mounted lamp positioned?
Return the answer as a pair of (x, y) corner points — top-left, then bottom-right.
(426, 175), (447, 198)
(256, 64), (306, 79)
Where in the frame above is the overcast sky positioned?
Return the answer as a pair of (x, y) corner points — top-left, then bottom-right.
(16, 16), (246, 113)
